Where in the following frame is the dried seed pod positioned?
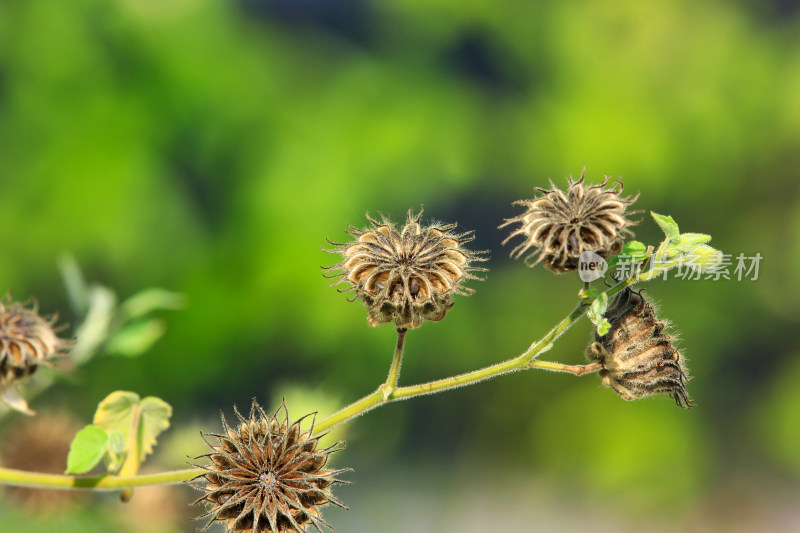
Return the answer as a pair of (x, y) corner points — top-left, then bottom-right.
(324, 208), (488, 328)
(192, 401), (348, 533)
(0, 296), (71, 414)
(587, 288), (692, 408)
(500, 168), (639, 273)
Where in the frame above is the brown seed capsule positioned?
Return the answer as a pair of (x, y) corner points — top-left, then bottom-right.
(192, 401), (348, 533)
(0, 297), (71, 414)
(324, 208), (488, 328)
(586, 288), (692, 408)
(0, 297), (70, 386)
(500, 168), (639, 273)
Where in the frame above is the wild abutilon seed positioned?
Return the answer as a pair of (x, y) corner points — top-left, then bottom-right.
(192, 401), (348, 533)
(586, 288), (693, 408)
(500, 167), (639, 273)
(324, 208), (488, 329)
(0, 296), (71, 414)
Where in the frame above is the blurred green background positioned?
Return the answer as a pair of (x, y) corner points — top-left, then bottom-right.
(1, 0), (799, 531)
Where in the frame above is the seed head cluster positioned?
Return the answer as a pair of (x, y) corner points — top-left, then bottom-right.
(0, 297), (70, 389)
(501, 168), (638, 272)
(193, 401), (347, 533)
(587, 288), (692, 408)
(324, 208), (487, 329)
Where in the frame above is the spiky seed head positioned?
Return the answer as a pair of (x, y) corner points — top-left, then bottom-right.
(587, 288), (692, 408)
(0, 296), (71, 389)
(192, 401), (348, 533)
(500, 168), (639, 273)
(324, 208), (488, 329)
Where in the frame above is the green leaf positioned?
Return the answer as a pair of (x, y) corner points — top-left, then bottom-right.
(66, 425), (109, 474)
(105, 319), (167, 357)
(139, 396), (173, 460)
(587, 293), (610, 336)
(651, 212), (680, 242)
(93, 391), (172, 465)
(105, 429), (127, 473)
(622, 240), (646, 254)
(596, 317), (611, 336)
(108, 429), (126, 455)
(607, 240), (651, 271)
(118, 288), (186, 322)
(674, 233), (712, 253)
(590, 293), (608, 317)
(57, 253), (89, 317)
(580, 288), (599, 301)
(682, 244), (723, 273)
(622, 240), (650, 261)
(70, 284), (117, 365)
(93, 391), (140, 433)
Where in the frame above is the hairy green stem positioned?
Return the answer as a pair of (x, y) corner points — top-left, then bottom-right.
(0, 467), (202, 490)
(381, 328), (407, 399)
(315, 298), (590, 432)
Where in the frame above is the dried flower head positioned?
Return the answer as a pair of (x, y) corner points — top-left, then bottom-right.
(500, 168), (639, 273)
(192, 401), (348, 533)
(587, 288), (692, 408)
(0, 296), (71, 414)
(324, 208), (488, 328)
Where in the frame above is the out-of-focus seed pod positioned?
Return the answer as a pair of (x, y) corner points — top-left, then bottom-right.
(0, 297), (71, 414)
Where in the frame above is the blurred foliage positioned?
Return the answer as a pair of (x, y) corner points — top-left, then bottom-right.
(1, 0), (799, 531)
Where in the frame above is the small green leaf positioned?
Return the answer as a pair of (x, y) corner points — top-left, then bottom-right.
(139, 396), (173, 460)
(70, 285), (117, 365)
(682, 244), (723, 273)
(105, 429), (127, 473)
(93, 391), (172, 465)
(108, 430), (126, 455)
(674, 233), (712, 253)
(590, 293), (608, 317)
(622, 240), (650, 261)
(57, 253), (89, 317)
(651, 212), (680, 242)
(94, 391), (140, 433)
(105, 319), (167, 357)
(118, 289), (186, 322)
(580, 288), (599, 300)
(66, 425), (109, 474)
(586, 293), (610, 336)
(607, 241), (651, 271)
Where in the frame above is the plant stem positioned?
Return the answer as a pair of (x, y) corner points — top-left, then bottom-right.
(0, 467), (202, 491)
(382, 328), (407, 399)
(315, 299), (590, 431)
(529, 360), (603, 375)
(316, 262), (675, 432)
